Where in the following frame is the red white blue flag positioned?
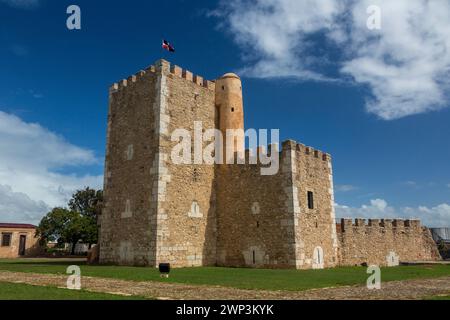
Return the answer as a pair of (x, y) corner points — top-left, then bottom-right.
(162, 39), (175, 52)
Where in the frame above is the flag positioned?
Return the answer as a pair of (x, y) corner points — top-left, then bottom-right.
(162, 39), (175, 53)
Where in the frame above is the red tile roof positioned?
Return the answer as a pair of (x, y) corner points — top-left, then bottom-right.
(0, 223), (37, 229)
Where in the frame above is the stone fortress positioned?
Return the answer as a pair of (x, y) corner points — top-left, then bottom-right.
(98, 59), (440, 269)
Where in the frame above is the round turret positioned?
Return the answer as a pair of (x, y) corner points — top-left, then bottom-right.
(215, 73), (245, 163)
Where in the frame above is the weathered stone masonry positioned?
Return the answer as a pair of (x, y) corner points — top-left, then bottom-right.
(216, 141), (338, 269)
(99, 59), (440, 268)
(99, 60), (217, 267)
(338, 218), (441, 266)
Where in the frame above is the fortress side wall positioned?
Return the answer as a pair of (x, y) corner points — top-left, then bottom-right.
(216, 140), (337, 269)
(216, 144), (298, 268)
(99, 64), (160, 266)
(338, 218), (441, 266)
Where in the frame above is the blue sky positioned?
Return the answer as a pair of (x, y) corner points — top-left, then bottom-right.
(0, 0), (449, 226)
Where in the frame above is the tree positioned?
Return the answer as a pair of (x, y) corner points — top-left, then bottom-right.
(68, 187), (103, 219)
(36, 208), (88, 255)
(68, 187), (103, 247)
(37, 188), (103, 254)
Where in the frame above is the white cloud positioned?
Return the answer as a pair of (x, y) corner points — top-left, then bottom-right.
(214, 0), (344, 81)
(0, 0), (39, 9)
(335, 199), (450, 228)
(0, 185), (49, 224)
(0, 111), (103, 225)
(341, 0), (450, 120)
(335, 184), (358, 192)
(216, 0), (450, 120)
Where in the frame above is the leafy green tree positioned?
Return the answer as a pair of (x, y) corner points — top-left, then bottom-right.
(37, 188), (103, 254)
(36, 208), (88, 255)
(68, 187), (103, 219)
(69, 188), (103, 247)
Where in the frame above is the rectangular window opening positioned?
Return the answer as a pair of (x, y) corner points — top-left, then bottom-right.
(307, 191), (314, 210)
(1, 233), (12, 247)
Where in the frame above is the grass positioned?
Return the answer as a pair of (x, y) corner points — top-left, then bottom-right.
(0, 258), (449, 292)
(425, 294), (450, 300)
(0, 281), (145, 300)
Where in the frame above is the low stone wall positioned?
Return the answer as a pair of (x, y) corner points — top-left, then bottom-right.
(338, 218), (441, 266)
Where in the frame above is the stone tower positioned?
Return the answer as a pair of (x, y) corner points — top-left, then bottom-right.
(99, 59), (217, 267)
(99, 59), (339, 269)
(215, 73), (245, 163)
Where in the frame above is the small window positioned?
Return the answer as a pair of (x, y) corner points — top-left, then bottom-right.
(222, 86), (225, 90)
(1, 233), (12, 247)
(231, 108), (235, 112)
(307, 191), (314, 209)
(252, 250), (256, 264)
(193, 168), (200, 182)
(256, 221), (260, 228)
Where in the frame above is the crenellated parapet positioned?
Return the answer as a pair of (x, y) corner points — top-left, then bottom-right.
(340, 218), (422, 233)
(109, 65), (156, 94)
(281, 139), (331, 162)
(169, 64), (216, 90)
(338, 217), (439, 266)
(232, 139), (331, 168)
(109, 60), (215, 94)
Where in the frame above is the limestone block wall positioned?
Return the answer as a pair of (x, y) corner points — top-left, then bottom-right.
(216, 140), (336, 270)
(155, 61), (217, 267)
(338, 218), (441, 266)
(216, 147), (297, 268)
(99, 64), (160, 266)
(287, 140), (338, 269)
(99, 59), (218, 267)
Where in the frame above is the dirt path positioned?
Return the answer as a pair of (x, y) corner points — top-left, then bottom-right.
(0, 271), (449, 300)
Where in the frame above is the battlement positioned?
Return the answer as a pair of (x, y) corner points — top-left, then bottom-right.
(340, 218), (422, 232)
(232, 139), (331, 165)
(281, 140), (331, 162)
(109, 65), (155, 93)
(169, 64), (215, 90)
(109, 59), (215, 94)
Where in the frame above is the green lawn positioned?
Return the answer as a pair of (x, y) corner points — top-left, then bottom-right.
(0, 258), (449, 291)
(426, 295), (450, 300)
(0, 281), (145, 300)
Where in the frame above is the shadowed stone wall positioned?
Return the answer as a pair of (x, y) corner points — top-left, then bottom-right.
(99, 65), (159, 266)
